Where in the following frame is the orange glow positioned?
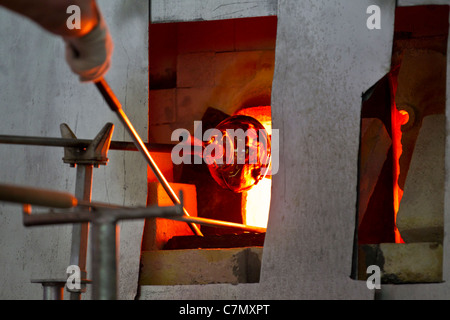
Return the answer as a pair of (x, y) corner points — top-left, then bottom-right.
(390, 71), (405, 244)
(235, 106), (272, 135)
(398, 110), (410, 126)
(392, 108), (405, 244)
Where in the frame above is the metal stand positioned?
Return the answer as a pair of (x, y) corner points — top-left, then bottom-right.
(23, 198), (184, 300)
(60, 123), (114, 300)
(26, 123), (113, 300)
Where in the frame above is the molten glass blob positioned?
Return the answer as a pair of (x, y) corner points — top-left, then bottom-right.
(204, 115), (271, 193)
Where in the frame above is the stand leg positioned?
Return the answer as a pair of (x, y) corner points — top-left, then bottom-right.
(91, 220), (118, 300)
(69, 164), (93, 300)
(43, 283), (65, 300)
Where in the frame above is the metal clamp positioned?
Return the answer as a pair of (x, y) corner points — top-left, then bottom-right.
(61, 122), (114, 167)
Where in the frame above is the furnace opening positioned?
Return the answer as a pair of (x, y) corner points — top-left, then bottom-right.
(140, 16), (277, 286)
(354, 5), (448, 284)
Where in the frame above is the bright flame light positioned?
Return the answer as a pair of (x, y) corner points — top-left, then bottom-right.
(245, 177), (272, 228)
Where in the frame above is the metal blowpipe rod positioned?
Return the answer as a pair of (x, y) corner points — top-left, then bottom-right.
(0, 183), (265, 233)
(94, 78), (203, 237)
